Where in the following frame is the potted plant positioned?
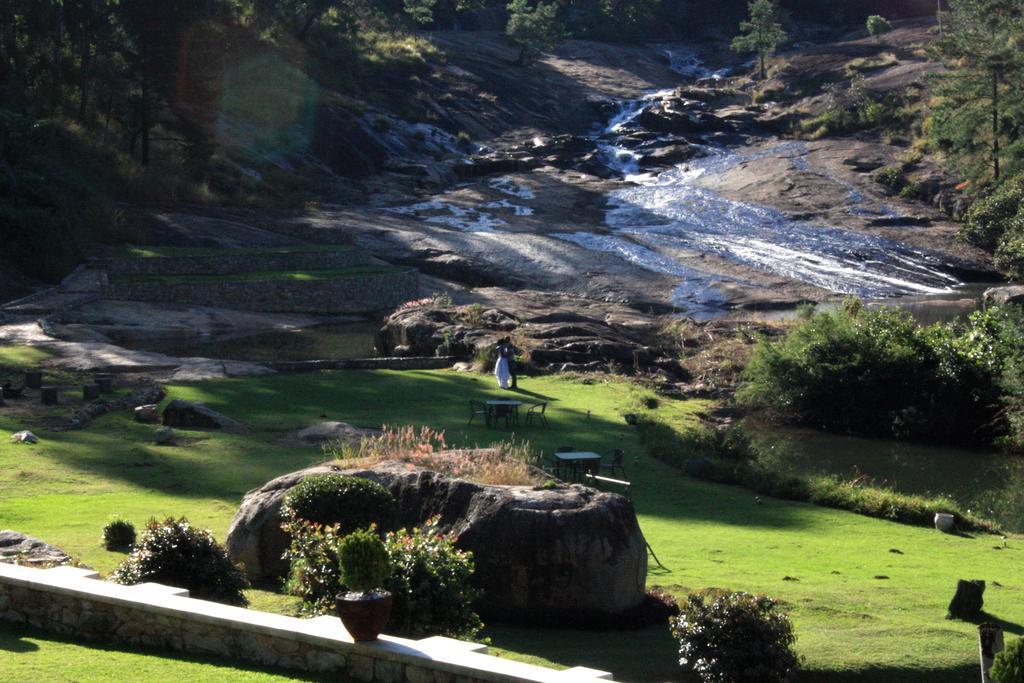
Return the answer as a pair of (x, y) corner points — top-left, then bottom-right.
(335, 527), (394, 642)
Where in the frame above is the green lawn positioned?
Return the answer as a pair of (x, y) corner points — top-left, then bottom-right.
(0, 369), (1020, 682)
(0, 345), (54, 369)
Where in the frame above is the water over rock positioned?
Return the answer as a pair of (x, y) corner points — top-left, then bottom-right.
(225, 461), (648, 622)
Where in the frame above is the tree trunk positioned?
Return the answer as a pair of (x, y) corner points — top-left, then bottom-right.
(992, 71), (999, 181)
(515, 44), (527, 66)
(759, 53), (766, 80)
(52, 2), (65, 112)
(77, 42), (92, 121)
(140, 76), (150, 166)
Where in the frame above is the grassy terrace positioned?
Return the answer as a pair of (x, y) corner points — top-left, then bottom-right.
(113, 245), (356, 259)
(0, 370), (1021, 681)
(112, 267), (400, 285)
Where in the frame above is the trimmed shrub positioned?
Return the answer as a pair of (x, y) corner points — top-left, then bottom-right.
(992, 636), (1024, 683)
(101, 517), (136, 551)
(383, 522), (483, 640)
(671, 590), (799, 683)
(281, 474), (396, 532)
(338, 527), (392, 593)
(111, 517), (248, 606)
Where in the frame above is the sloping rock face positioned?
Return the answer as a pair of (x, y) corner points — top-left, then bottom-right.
(162, 399), (248, 432)
(225, 461), (648, 621)
(0, 531), (71, 567)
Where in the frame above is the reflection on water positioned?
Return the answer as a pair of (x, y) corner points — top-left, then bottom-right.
(745, 419), (1024, 531)
(112, 322), (378, 362)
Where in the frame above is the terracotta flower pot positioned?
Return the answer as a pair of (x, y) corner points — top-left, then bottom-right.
(335, 590), (393, 642)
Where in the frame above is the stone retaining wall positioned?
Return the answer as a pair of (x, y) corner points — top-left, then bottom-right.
(95, 249), (368, 276)
(105, 270), (419, 314)
(0, 563), (613, 683)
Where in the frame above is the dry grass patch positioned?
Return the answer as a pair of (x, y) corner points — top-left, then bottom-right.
(327, 425), (543, 486)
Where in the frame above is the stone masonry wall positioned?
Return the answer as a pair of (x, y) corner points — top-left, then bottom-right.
(0, 564), (613, 683)
(105, 270), (419, 314)
(96, 249), (369, 276)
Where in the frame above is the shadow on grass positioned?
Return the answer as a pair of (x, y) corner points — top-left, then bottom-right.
(799, 664), (978, 683)
(0, 621), (334, 680)
(956, 610), (1024, 636)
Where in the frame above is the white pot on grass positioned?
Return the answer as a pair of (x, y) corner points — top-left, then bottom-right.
(934, 513), (956, 532)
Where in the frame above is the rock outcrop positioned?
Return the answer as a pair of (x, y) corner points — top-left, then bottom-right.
(283, 422), (381, 447)
(226, 462), (648, 622)
(0, 531), (71, 567)
(162, 399), (248, 432)
(984, 285), (1024, 308)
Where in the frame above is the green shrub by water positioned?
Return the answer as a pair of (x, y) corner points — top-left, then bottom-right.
(737, 303), (1024, 446)
(111, 518), (248, 606)
(671, 590), (799, 683)
(962, 173), (1024, 278)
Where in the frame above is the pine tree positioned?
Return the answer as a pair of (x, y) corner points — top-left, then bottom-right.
(731, 0), (787, 80)
(929, 0), (1024, 183)
(506, 0), (563, 66)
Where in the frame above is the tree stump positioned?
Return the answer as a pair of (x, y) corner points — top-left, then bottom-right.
(40, 386), (59, 406)
(24, 370), (42, 389)
(95, 375), (114, 394)
(83, 384), (101, 401)
(948, 579), (985, 620)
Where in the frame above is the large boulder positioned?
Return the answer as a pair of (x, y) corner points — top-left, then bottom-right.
(162, 399), (248, 432)
(0, 531), (72, 567)
(283, 421), (381, 447)
(984, 285), (1024, 308)
(226, 461), (648, 622)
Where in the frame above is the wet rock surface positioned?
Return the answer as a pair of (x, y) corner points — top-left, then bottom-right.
(226, 461), (648, 621)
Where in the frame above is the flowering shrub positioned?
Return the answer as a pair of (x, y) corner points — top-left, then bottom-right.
(383, 520), (482, 639)
(111, 517), (248, 606)
(671, 590), (798, 683)
(286, 519), (482, 640)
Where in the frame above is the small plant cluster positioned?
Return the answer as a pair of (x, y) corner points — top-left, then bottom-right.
(671, 590), (799, 683)
(738, 302), (1024, 446)
(101, 516), (136, 551)
(111, 517), (248, 606)
(337, 527), (392, 595)
(329, 425), (540, 486)
(802, 76), (918, 140)
(992, 636), (1024, 683)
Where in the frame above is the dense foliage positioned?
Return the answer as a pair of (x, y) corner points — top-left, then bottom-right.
(737, 303), (1024, 446)
(671, 590), (799, 682)
(961, 173), (1024, 278)
(286, 519), (482, 639)
(111, 517), (248, 606)
(866, 15), (893, 38)
(280, 474), (396, 532)
(506, 0), (563, 65)
(383, 522), (483, 639)
(101, 517), (136, 551)
(338, 527), (392, 593)
(992, 637), (1024, 683)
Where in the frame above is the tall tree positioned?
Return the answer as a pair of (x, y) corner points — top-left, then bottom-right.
(929, 0), (1024, 183)
(506, 0), (563, 66)
(730, 0), (786, 80)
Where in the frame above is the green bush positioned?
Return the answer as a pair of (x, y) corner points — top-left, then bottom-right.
(671, 590), (799, 682)
(992, 637), (1024, 683)
(111, 517), (248, 606)
(281, 474), (396, 532)
(737, 304), (1010, 443)
(962, 174), (1024, 250)
(383, 522), (483, 640)
(866, 15), (893, 38)
(285, 523), (346, 613)
(338, 527), (392, 593)
(994, 214), (1024, 279)
(872, 165), (906, 192)
(101, 517), (136, 551)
